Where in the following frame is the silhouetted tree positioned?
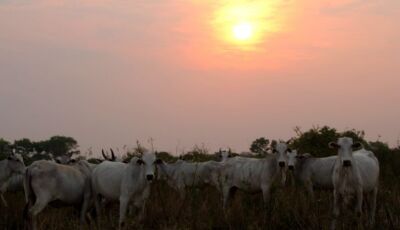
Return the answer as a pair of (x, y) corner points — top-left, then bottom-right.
(250, 137), (270, 154)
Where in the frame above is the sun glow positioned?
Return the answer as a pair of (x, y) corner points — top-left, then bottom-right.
(212, 1), (282, 50)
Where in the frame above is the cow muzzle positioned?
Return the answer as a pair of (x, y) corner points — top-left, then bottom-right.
(146, 174), (154, 181)
(343, 160), (352, 167)
(279, 162), (286, 168)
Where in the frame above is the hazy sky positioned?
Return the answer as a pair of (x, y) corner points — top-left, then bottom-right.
(1, 0), (399, 155)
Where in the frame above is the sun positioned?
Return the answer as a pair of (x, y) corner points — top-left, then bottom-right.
(212, 1), (283, 50)
(232, 22), (253, 40)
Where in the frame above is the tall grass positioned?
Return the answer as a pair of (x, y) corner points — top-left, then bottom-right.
(1, 176), (399, 230)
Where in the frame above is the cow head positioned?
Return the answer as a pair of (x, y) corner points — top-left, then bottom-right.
(7, 152), (25, 174)
(287, 150), (298, 171)
(329, 137), (362, 168)
(136, 151), (162, 182)
(287, 152), (311, 171)
(216, 148), (233, 162)
(271, 141), (291, 185)
(272, 141), (290, 169)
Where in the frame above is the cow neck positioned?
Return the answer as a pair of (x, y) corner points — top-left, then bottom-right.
(295, 157), (314, 176)
(267, 155), (286, 185)
(159, 161), (183, 183)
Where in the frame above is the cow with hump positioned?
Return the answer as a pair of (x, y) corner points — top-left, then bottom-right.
(218, 141), (291, 211)
(287, 150), (337, 199)
(329, 137), (379, 229)
(91, 150), (161, 229)
(23, 159), (92, 230)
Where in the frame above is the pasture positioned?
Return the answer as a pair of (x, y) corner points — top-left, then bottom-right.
(1, 157), (399, 229)
(1, 127), (400, 230)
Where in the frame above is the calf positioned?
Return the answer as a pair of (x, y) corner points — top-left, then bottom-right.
(91, 150), (160, 229)
(287, 150), (336, 199)
(24, 160), (92, 230)
(329, 137), (379, 229)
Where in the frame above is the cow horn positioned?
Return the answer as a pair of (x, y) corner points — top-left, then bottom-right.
(102, 149), (109, 160)
(110, 148), (116, 161)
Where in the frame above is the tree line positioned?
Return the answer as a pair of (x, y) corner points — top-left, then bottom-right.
(1, 126), (399, 185)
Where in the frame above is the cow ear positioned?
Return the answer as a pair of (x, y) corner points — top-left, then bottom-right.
(136, 159), (144, 165)
(287, 148), (292, 153)
(272, 148), (277, 153)
(329, 142), (339, 149)
(352, 142), (362, 149)
(155, 159), (163, 164)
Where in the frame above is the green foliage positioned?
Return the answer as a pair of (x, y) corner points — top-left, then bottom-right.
(156, 151), (176, 162)
(181, 145), (214, 162)
(38, 136), (78, 157)
(250, 137), (270, 154)
(291, 126), (339, 157)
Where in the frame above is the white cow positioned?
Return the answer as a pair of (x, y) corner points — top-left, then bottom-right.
(329, 137), (379, 229)
(0, 153), (25, 207)
(216, 149), (234, 163)
(24, 160), (92, 230)
(156, 159), (222, 198)
(91, 150), (160, 229)
(219, 142), (290, 210)
(287, 150), (337, 199)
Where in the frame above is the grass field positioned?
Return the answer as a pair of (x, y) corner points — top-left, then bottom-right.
(1, 174), (399, 230)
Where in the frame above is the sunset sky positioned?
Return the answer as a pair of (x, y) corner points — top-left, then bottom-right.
(1, 0), (399, 155)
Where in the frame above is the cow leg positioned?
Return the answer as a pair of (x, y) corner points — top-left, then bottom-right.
(0, 194), (8, 207)
(261, 184), (272, 221)
(369, 187), (378, 226)
(29, 197), (50, 230)
(222, 186), (232, 211)
(331, 189), (340, 230)
(135, 186), (150, 221)
(355, 187), (363, 217)
(119, 195), (131, 230)
(261, 184), (271, 205)
(305, 180), (315, 200)
(80, 191), (91, 226)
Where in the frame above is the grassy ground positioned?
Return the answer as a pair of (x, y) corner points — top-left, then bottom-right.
(1, 179), (399, 230)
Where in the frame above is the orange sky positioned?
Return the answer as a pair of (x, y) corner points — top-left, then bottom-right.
(0, 0), (399, 154)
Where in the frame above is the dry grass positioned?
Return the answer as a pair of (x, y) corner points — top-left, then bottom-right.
(1, 179), (399, 230)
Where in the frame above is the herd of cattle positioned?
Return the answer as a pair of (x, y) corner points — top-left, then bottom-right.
(0, 137), (380, 230)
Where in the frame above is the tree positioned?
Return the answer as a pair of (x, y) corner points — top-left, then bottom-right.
(250, 137), (270, 154)
(291, 126), (339, 157)
(37, 136), (78, 157)
(0, 138), (11, 160)
(13, 138), (34, 152)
